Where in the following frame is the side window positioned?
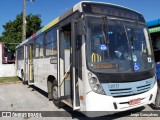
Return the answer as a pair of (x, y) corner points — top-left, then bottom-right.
(35, 35), (44, 57)
(17, 49), (20, 60)
(17, 47), (24, 60)
(64, 31), (71, 49)
(45, 28), (57, 56)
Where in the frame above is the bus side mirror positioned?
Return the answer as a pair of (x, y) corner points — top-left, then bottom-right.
(78, 19), (86, 35)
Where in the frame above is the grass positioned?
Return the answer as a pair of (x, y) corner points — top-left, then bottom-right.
(0, 76), (21, 83)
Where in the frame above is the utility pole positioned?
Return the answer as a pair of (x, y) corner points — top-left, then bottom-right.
(22, 0), (35, 42)
(22, 0), (26, 42)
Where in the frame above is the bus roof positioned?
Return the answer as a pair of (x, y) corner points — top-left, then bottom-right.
(16, 1), (141, 49)
(73, 1), (141, 14)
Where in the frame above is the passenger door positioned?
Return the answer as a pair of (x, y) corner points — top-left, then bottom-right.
(28, 43), (34, 85)
(57, 19), (82, 110)
(71, 21), (82, 110)
(58, 24), (72, 99)
(24, 45), (28, 81)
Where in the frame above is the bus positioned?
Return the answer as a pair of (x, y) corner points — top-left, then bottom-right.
(147, 19), (160, 63)
(16, 1), (157, 117)
(147, 19), (160, 108)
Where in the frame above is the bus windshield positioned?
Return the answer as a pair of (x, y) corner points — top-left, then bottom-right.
(86, 16), (154, 73)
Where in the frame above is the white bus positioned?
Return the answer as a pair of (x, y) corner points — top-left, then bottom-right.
(16, 1), (157, 117)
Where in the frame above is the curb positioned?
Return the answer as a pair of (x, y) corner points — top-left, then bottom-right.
(0, 81), (22, 85)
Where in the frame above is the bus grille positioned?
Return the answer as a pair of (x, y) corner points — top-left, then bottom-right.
(107, 84), (152, 97)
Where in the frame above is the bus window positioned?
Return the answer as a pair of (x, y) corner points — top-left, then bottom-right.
(45, 28), (57, 56)
(17, 47), (24, 60)
(35, 34), (44, 57)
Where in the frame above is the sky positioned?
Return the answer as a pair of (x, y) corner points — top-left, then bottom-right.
(0, 0), (160, 36)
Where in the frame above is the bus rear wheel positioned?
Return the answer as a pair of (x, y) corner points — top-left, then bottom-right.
(52, 80), (64, 108)
(21, 71), (27, 85)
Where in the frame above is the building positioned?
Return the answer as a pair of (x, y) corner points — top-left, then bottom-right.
(0, 42), (16, 77)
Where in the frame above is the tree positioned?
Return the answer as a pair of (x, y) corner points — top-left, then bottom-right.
(0, 13), (42, 51)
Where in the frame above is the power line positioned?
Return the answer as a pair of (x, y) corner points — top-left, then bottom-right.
(1, 42), (20, 45)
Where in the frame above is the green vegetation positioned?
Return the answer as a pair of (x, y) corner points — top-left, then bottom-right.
(0, 76), (21, 83)
(0, 13), (42, 51)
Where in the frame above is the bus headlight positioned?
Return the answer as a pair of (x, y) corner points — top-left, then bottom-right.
(93, 84), (100, 91)
(89, 77), (97, 84)
(89, 77), (106, 95)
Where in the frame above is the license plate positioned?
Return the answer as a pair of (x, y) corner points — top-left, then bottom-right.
(129, 98), (141, 105)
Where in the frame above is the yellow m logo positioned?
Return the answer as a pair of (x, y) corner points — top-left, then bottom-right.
(92, 53), (101, 62)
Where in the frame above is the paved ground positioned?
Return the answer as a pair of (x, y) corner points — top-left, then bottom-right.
(0, 83), (159, 120)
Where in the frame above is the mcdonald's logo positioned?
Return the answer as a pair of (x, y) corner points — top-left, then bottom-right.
(92, 53), (101, 62)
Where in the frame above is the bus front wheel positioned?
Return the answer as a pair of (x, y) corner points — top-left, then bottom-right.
(52, 80), (64, 108)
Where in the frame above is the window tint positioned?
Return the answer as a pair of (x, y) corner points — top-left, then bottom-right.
(35, 35), (44, 57)
(64, 31), (70, 49)
(45, 28), (57, 56)
(17, 46), (24, 60)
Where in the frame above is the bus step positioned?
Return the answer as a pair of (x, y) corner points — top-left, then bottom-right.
(60, 95), (71, 100)
(28, 83), (35, 85)
(61, 98), (73, 108)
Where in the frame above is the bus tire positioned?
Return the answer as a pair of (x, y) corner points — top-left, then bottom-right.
(52, 80), (65, 108)
(21, 71), (27, 85)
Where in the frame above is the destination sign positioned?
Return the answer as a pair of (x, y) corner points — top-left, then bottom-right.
(93, 63), (119, 69)
(82, 3), (145, 22)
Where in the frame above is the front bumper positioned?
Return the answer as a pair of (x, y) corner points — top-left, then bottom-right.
(85, 82), (157, 117)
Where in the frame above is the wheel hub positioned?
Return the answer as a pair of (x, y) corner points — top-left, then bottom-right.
(53, 86), (58, 100)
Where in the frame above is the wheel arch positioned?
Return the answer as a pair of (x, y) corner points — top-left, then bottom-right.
(47, 75), (56, 99)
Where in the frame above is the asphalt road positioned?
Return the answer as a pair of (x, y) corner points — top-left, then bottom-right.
(0, 83), (159, 120)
